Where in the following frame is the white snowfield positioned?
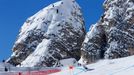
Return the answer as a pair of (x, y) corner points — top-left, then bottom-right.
(0, 55), (134, 75)
(51, 55), (134, 75)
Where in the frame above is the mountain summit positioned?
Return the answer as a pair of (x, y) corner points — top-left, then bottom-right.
(80, 0), (134, 64)
(7, 0), (134, 67)
(7, 0), (86, 67)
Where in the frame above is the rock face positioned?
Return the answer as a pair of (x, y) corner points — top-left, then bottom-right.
(7, 0), (85, 67)
(80, 0), (134, 64)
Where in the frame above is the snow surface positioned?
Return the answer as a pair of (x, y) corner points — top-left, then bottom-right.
(1, 56), (134, 75)
(51, 55), (134, 75)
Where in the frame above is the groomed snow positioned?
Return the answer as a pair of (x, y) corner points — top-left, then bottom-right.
(51, 55), (134, 75)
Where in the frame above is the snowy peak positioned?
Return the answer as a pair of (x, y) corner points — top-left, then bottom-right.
(80, 0), (134, 64)
(7, 0), (85, 67)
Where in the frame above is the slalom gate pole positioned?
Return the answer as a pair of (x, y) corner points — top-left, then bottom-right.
(28, 67), (30, 75)
(69, 66), (74, 75)
(18, 72), (21, 75)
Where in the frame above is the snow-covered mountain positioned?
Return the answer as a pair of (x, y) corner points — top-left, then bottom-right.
(6, 0), (134, 70)
(80, 0), (134, 64)
(7, 0), (86, 67)
(1, 0), (134, 75)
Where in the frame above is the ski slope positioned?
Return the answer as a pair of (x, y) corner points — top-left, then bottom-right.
(0, 55), (134, 75)
(51, 55), (134, 75)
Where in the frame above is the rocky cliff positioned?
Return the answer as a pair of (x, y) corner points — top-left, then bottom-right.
(7, 0), (86, 67)
(80, 0), (134, 64)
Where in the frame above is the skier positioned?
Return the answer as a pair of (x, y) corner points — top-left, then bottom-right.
(61, 2), (63, 4)
(52, 4), (54, 7)
(83, 65), (94, 71)
(4, 67), (8, 72)
(56, 9), (59, 13)
(78, 63), (94, 71)
(2, 59), (9, 72)
(2, 59), (5, 63)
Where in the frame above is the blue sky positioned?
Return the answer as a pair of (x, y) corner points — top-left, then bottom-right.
(0, 0), (104, 61)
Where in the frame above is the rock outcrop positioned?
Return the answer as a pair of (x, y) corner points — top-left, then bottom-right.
(7, 0), (86, 67)
(80, 0), (134, 64)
